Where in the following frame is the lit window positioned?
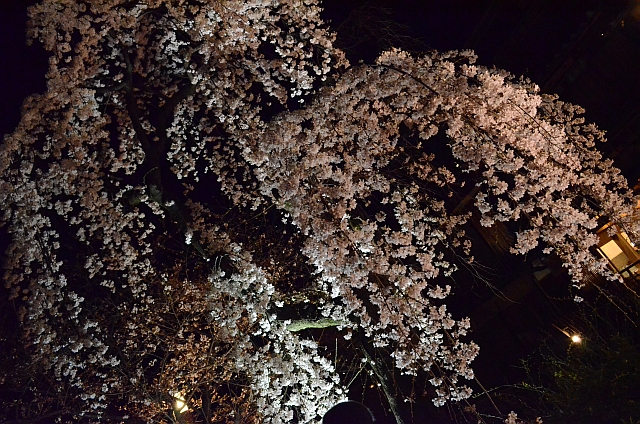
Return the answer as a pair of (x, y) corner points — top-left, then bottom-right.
(596, 224), (640, 279)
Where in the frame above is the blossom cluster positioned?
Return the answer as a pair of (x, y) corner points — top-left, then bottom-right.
(1, 0), (638, 422)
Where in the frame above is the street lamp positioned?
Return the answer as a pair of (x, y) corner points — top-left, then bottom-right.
(171, 392), (189, 414)
(553, 324), (582, 344)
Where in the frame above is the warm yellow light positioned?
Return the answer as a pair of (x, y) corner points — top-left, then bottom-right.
(171, 392), (189, 413)
(599, 240), (624, 260)
(175, 399), (188, 413)
(571, 335), (582, 344)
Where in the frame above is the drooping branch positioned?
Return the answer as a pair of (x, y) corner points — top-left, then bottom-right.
(115, 38), (206, 255)
(357, 333), (405, 424)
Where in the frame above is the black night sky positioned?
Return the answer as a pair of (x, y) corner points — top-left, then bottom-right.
(1, 1), (640, 423)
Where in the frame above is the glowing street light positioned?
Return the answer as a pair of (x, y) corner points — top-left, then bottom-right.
(553, 324), (582, 344)
(171, 392), (189, 414)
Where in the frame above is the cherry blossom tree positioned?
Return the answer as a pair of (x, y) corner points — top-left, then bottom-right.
(1, 0), (638, 423)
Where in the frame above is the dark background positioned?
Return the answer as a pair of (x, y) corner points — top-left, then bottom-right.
(1, 0), (639, 423)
